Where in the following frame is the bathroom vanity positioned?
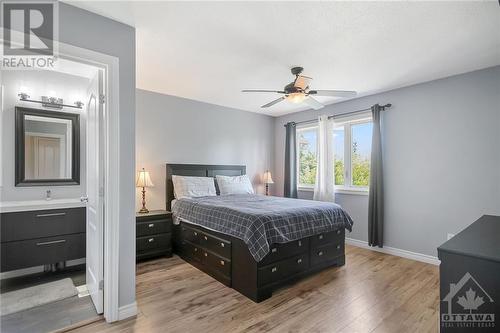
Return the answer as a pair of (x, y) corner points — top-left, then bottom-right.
(0, 200), (86, 273)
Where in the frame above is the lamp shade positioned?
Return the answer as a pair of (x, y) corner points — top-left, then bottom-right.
(136, 168), (154, 187)
(263, 170), (274, 184)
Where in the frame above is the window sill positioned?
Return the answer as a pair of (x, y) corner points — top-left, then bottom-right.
(298, 187), (369, 196)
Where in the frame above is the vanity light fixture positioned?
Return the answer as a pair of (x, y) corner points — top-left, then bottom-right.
(18, 92), (84, 110)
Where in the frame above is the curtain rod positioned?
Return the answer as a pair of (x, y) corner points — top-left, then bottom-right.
(284, 103), (392, 127)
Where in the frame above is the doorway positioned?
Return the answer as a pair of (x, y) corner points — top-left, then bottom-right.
(0, 42), (121, 330)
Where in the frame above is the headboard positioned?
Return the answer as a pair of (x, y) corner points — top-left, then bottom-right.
(165, 164), (246, 210)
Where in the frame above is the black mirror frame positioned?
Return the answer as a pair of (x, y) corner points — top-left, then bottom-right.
(15, 106), (81, 187)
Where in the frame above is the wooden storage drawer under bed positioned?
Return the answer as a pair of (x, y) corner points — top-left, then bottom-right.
(310, 229), (344, 248)
(259, 238), (309, 266)
(310, 242), (345, 266)
(181, 225), (231, 259)
(258, 253), (310, 287)
(174, 220), (346, 303)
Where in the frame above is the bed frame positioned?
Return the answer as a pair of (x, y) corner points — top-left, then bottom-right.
(166, 163), (346, 302)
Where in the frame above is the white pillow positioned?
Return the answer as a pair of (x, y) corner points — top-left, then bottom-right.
(216, 175), (254, 195)
(172, 176), (216, 199)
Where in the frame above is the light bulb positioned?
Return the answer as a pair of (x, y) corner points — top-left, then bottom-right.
(287, 93), (306, 104)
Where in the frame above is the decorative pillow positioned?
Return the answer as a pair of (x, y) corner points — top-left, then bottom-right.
(215, 175), (254, 195)
(172, 176), (216, 199)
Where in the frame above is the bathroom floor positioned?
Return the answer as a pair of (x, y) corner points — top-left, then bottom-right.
(0, 265), (100, 333)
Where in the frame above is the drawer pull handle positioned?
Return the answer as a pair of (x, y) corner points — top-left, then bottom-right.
(148, 238), (154, 243)
(337, 230), (341, 235)
(220, 243), (225, 248)
(204, 252), (208, 257)
(336, 245), (341, 250)
(297, 258), (303, 264)
(204, 236), (208, 241)
(220, 260), (225, 266)
(271, 267), (277, 273)
(37, 239), (66, 246)
(36, 212), (66, 218)
(148, 223), (155, 228)
(318, 235), (323, 240)
(318, 251), (324, 256)
(271, 248), (277, 253)
(298, 241), (302, 247)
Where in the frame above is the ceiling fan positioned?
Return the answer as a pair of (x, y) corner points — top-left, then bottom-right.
(242, 67), (357, 110)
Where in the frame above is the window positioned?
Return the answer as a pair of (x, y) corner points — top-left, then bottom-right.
(297, 126), (317, 187)
(297, 113), (373, 193)
(335, 115), (373, 191)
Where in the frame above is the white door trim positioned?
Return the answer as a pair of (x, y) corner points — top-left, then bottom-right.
(56, 42), (122, 322)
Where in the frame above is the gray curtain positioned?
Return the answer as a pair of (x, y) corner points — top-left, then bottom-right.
(284, 122), (298, 198)
(368, 104), (384, 247)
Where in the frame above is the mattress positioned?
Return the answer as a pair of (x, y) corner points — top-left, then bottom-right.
(171, 194), (353, 262)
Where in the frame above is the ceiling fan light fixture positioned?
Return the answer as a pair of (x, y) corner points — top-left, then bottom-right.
(287, 92), (306, 104)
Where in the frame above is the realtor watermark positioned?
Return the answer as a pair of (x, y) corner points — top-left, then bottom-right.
(1, 0), (58, 69)
(441, 272), (496, 330)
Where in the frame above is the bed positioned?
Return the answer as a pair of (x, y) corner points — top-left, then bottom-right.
(166, 164), (353, 302)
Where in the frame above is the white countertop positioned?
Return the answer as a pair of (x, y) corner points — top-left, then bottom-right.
(0, 198), (86, 213)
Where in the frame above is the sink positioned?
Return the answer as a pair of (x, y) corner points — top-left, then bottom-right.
(0, 199), (85, 213)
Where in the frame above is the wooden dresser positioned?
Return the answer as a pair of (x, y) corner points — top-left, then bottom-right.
(0, 207), (86, 272)
(136, 210), (173, 261)
(438, 215), (500, 332)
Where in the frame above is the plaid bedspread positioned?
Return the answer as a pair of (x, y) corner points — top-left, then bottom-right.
(171, 194), (353, 262)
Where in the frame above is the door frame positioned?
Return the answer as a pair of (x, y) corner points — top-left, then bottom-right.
(56, 42), (122, 322)
(1, 35), (124, 322)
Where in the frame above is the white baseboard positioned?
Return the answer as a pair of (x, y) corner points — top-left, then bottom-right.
(346, 238), (440, 266)
(0, 258), (86, 280)
(118, 301), (137, 321)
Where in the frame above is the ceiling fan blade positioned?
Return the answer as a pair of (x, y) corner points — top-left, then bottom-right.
(308, 90), (357, 98)
(294, 75), (312, 90)
(242, 89), (285, 93)
(261, 97), (285, 108)
(303, 96), (324, 110)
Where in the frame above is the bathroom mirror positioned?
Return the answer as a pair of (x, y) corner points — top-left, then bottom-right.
(15, 107), (80, 186)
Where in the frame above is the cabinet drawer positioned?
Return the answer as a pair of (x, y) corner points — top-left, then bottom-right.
(136, 234), (171, 253)
(260, 238), (309, 266)
(258, 253), (309, 287)
(181, 225), (201, 244)
(201, 249), (231, 277)
(137, 220), (171, 237)
(1, 233), (85, 272)
(310, 242), (344, 267)
(310, 229), (344, 248)
(179, 240), (203, 262)
(200, 232), (231, 259)
(1, 208), (85, 242)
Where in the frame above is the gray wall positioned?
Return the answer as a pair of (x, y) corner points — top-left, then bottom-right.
(274, 66), (500, 257)
(1, 70), (88, 200)
(58, 3), (136, 308)
(136, 89), (275, 211)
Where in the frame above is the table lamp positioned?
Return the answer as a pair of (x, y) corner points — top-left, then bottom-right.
(136, 168), (154, 213)
(263, 170), (274, 196)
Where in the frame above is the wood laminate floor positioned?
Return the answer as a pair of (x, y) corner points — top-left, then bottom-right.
(72, 245), (440, 333)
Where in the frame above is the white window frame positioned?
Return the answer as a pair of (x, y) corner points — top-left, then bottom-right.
(296, 112), (372, 195)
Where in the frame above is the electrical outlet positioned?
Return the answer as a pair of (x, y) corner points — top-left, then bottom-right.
(447, 233), (455, 240)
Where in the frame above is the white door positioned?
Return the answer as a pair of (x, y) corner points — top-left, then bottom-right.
(86, 69), (104, 314)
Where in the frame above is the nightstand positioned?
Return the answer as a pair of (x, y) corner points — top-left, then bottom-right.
(136, 210), (172, 261)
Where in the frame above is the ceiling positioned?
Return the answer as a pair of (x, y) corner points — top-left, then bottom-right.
(68, 1), (500, 116)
